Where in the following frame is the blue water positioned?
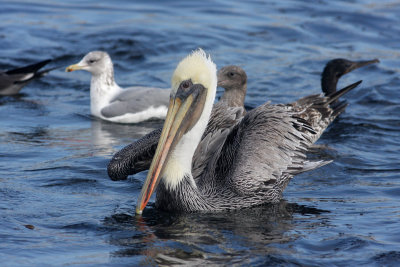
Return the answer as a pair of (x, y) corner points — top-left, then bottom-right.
(1, 0), (400, 266)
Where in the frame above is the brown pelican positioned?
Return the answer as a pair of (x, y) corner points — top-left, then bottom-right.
(132, 49), (366, 214)
(218, 65), (247, 108)
(0, 59), (53, 95)
(66, 51), (170, 123)
(107, 58), (378, 181)
(107, 65), (248, 180)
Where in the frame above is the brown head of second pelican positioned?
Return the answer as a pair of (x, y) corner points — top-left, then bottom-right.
(135, 49), (366, 214)
(217, 65), (247, 108)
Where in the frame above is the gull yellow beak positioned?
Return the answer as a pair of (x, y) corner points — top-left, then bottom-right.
(65, 64), (83, 72)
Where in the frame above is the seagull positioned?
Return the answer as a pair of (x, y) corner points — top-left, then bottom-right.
(0, 59), (52, 95)
(66, 51), (170, 123)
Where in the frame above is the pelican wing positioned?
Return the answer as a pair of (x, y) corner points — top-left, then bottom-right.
(107, 127), (161, 180)
(215, 102), (322, 198)
(283, 80), (362, 143)
(107, 102), (245, 181)
(107, 101), (320, 190)
(192, 102), (245, 182)
(101, 87), (170, 118)
(216, 82), (362, 198)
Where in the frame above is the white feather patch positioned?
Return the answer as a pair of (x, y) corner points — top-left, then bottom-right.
(162, 48), (217, 190)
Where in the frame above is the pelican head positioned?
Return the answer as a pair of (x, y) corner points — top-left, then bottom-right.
(136, 49), (217, 214)
(65, 51), (113, 76)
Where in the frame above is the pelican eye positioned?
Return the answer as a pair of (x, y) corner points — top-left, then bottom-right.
(179, 79), (193, 91)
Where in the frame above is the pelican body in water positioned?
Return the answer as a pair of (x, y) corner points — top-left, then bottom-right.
(66, 51), (170, 123)
(107, 58), (378, 182)
(125, 49), (377, 214)
(0, 59), (53, 95)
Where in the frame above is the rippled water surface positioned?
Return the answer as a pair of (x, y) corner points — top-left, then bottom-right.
(1, 0), (400, 266)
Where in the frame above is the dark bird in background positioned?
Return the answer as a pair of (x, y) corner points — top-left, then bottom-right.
(321, 58), (379, 96)
(0, 59), (54, 95)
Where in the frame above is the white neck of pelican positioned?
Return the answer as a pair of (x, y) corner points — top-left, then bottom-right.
(161, 51), (217, 191)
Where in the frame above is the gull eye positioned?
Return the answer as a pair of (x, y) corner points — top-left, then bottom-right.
(88, 59), (97, 64)
(179, 79), (193, 90)
(228, 72), (235, 77)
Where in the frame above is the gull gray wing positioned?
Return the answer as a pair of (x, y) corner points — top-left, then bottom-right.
(214, 103), (323, 200)
(101, 87), (170, 118)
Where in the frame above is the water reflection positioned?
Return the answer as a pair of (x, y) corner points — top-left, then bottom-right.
(105, 201), (328, 265)
(89, 119), (162, 157)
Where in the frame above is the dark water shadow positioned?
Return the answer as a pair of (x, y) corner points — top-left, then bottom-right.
(103, 201), (329, 265)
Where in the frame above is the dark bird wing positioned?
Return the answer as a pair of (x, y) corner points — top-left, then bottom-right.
(5, 59), (52, 77)
(0, 59), (52, 95)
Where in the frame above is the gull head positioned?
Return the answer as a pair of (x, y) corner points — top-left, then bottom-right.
(66, 51), (113, 76)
